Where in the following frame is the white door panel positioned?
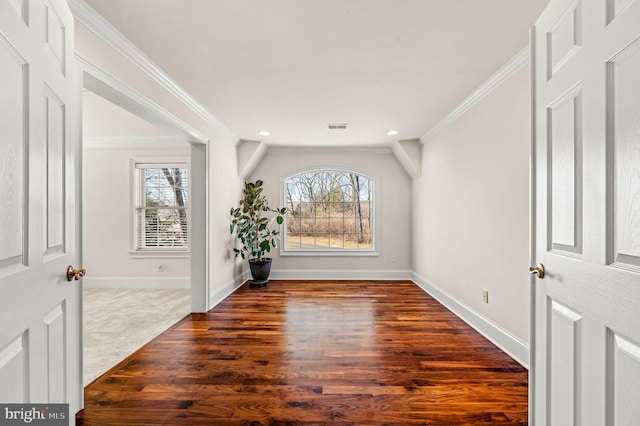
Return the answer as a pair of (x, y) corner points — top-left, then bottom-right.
(0, 0), (81, 418)
(533, 0), (640, 425)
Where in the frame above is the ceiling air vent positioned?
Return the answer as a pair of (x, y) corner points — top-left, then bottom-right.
(327, 123), (348, 130)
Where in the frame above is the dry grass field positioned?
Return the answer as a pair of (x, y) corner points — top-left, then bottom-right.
(286, 233), (373, 250)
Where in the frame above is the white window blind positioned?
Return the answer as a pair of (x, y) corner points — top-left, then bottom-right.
(134, 163), (189, 251)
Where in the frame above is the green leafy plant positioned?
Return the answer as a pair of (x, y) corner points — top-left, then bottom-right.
(230, 180), (287, 260)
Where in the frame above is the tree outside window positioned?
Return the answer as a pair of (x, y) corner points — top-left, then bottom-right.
(284, 169), (374, 251)
(135, 164), (189, 250)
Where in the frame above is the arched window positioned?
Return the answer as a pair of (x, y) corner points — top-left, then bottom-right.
(283, 169), (375, 253)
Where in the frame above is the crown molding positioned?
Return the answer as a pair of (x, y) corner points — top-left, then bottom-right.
(77, 53), (208, 144)
(420, 46), (530, 144)
(68, 0), (237, 141)
(83, 136), (190, 149)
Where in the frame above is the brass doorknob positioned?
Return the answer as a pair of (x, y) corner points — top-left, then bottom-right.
(529, 263), (545, 279)
(66, 265), (86, 281)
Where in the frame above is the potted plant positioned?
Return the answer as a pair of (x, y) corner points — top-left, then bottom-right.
(230, 180), (286, 287)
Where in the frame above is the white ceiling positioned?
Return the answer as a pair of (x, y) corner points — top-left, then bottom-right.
(83, 0), (548, 147)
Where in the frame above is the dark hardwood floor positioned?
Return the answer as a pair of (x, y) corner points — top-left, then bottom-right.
(77, 280), (528, 425)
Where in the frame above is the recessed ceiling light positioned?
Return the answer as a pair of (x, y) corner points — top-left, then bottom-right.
(258, 130), (271, 136)
(386, 130), (399, 136)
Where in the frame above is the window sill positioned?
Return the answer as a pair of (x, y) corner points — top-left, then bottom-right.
(128, 250), (191, 259)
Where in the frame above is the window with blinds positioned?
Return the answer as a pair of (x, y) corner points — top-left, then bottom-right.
(134, 163), (189, 251)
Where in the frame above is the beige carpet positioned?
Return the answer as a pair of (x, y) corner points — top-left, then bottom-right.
(83, 288), (191, 386)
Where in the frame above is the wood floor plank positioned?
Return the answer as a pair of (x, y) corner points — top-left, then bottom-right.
(77, 280), (528, 425)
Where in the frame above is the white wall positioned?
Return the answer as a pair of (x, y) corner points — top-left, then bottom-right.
(83, 144), (191, 287)
(247, 148), (412, 277)
(412, 66), (531, 348)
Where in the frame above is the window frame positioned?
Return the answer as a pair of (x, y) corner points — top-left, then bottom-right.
(280, 167), (379, 257)
(129, 157), (191, 258)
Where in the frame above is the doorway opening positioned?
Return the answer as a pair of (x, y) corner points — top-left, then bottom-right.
(81, 90), (193, 385)
(79, 60), (209, 386)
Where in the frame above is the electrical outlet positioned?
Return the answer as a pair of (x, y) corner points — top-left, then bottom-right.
(482, 290), (489, 303)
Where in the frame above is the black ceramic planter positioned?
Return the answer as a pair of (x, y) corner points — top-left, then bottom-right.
(248, 258), (272, 287)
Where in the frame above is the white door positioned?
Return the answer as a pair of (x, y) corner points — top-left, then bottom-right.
(0, 0), (82, 417)
(532, 0), (640, 424)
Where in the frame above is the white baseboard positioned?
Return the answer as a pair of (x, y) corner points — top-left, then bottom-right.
(83, 277), (190, 289)
(411, 272), (530, 369)
(269, 269), (413, 280)
(208, 273), (249, 310)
